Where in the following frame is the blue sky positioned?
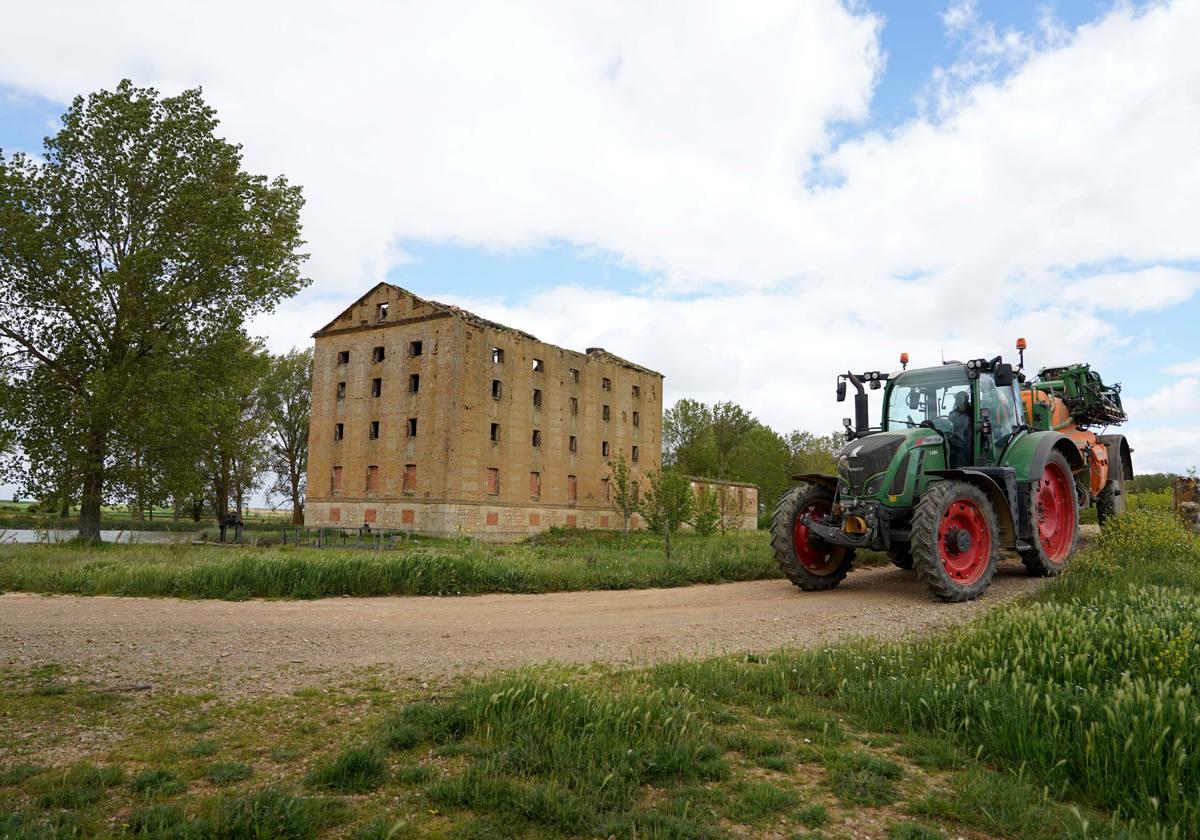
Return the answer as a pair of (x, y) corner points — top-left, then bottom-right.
(1, 0), (1197, 485)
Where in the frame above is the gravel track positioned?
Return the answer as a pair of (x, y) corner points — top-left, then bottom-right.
(0, 561), (1043, 694)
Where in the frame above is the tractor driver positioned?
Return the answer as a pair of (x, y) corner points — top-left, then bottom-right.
(948, 390), (972, 467)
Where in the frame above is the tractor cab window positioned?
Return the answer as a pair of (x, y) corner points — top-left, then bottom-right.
(978, 373), (1021, 456)
(885, 367), (973, 467)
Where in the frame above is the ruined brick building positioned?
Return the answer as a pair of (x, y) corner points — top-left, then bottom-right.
(304, 283), (663, 539)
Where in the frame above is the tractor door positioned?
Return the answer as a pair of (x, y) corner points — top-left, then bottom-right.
(976, 373), (1021, 465)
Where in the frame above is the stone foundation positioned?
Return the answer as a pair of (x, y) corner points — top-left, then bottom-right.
(306, 498), (643, 542)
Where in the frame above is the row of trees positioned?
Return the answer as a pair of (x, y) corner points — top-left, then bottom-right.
(663, 399), (843, 509)
(0, 81), (311, 537)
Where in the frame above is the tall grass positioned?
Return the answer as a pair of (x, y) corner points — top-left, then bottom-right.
(0, 531), (776, 599)
(646, 510), (1200, 836)
(387, 672), (727, 833)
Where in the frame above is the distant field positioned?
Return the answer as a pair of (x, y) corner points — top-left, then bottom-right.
(0, 529), (784, 599)
(0, 500), (291, 534)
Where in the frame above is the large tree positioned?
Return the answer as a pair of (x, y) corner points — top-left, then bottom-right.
(262, 347), (312, 524)
(0, 81), (306, 539)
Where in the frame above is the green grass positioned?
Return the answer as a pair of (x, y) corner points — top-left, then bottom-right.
(1, 507), (1194, 838)
(0, 529), (778, 599)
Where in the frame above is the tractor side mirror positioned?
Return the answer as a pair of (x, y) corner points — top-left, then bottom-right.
(906, 391), (921, 410)
(836, 379), (847, 402)
(979, 407), (993, 453)
(994, 363), (1014, 386)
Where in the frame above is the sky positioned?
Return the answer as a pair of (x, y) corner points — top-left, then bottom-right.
(1, 0), (1199, 505)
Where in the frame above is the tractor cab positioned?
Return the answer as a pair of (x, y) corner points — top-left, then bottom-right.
(881, 360), (1023, 469)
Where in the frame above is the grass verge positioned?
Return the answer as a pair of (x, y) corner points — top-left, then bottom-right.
(0, 529), (780, 599)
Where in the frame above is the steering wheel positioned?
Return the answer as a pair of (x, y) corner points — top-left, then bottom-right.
(918, 420), (936, 429)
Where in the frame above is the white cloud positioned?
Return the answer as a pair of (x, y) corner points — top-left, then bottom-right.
(1, 0), (1199, 475)
(1062, 266), (1200, 314)
(1166, 359), (1200, 376)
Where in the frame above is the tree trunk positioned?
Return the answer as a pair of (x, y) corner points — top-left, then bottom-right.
(291, 474), (304, 524)
(190, 498), (203, 522)
(59, 498), (70, 518)
(214, 454), (231, 519)
(78, 428), (107, 541)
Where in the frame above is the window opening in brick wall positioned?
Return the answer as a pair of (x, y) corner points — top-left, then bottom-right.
(533, 388), (542, 408)
(371, 378), (381, 397)
(331, 466), (343, 493)
(410, 340), (423, 357)
(377, 302), (389, 321)
(334, 423), (344, 440)
(567, 474), (577, 502)
(532, 358), (544, 372)
(529, 471), (540, 500)
(487, 467), (500, 495)
(568, 435), (577, 453)
(569, 368), (579, 382)
(492, 379), (502, 399)
(602, 377), (611, 390)
(632, 445), (639, 462)
(372, 346), (385, 363)
(490, 423), (501, 441)
(337, 350), (349, 365)
(601, 440), (609, 457)
(337, 381), (346, 398)
(492, 347), (504, 364)
(633, 411), (639, 427)
(366, 465), (379, 491)
(632, 384), (640, 398)
(602, 404), (610, 421)
(407, 417), (417, 437)
(409, 373), (420, 392)
(369, 420), (380, 439)
(569, 397), (578, 415)
(532, 429), (541, 447)
(403, 463), (417, 493)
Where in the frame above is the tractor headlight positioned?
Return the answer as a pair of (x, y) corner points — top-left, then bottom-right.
(863, 473), (885, 497)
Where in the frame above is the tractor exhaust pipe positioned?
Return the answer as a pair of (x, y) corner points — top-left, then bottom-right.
(846, 372), (869, 435)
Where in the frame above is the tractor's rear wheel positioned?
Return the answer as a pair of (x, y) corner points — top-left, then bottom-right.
(1096, 448), (1127, 528)
(911, 481), (999, 602)
(887, 545), (914, 570)
(771, 484), (855, 591)
(1020, 451), (1079, 575)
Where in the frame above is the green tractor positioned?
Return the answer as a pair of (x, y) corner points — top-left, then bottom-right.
(772, 343), (1132, 602)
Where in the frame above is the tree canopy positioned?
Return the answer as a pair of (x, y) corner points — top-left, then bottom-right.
(0, 80), (307, 538)
(664, 399), (843, 507)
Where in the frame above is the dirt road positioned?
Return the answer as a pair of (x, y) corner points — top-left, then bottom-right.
(0, 562), (1042, 694)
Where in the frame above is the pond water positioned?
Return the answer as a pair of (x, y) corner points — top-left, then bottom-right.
(0, 529), (192, 545)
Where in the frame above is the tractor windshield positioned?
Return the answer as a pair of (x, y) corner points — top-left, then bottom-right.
(886, 367), (973, 467)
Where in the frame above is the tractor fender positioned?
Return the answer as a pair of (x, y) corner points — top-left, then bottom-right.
(1018, 431), (1086, 481)
(924, 469), (1017, 547)
(1097, 434), (1134, 481)
(790, 473), (839, 492)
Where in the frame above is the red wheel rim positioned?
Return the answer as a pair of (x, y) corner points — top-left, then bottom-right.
(1036, 461), (1075, 562)
(792, 501), (841, 575)
(937, 498), (991, 585)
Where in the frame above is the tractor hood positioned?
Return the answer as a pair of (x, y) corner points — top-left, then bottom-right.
(836, 427), (944, 501)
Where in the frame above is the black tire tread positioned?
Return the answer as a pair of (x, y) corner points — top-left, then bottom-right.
(1019, 451), (1080, 576)
(770, 484), (854, 591)
(911, 480), (999, 602)
(1096, 446), (1126, 529)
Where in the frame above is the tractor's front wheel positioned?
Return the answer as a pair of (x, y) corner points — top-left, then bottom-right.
(771, 484), (855, 591)
(911, 481), (999, 602)
(1020, 451), (1079, 575)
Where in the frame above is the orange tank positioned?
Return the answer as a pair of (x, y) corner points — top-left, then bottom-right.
(1021, 389), (1110, 498)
